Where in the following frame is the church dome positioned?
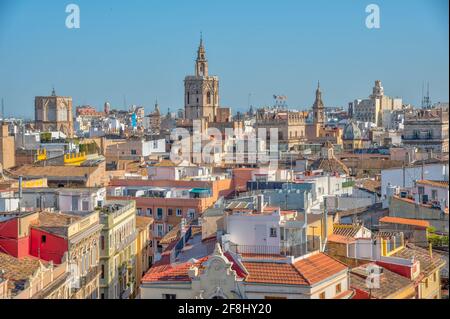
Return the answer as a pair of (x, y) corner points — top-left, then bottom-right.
(343, 121), (362, 140)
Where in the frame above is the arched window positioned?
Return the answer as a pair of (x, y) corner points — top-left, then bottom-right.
(187, 92), (190, 104)
(207, 91), (211, 104)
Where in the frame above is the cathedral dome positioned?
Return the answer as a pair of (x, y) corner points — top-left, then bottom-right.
(343, 121), (362, 140)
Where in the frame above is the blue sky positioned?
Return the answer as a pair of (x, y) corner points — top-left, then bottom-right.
(0, 0), (448, 118)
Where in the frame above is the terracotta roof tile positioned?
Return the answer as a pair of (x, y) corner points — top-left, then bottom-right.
(350, 263), (415, 299)
(293, 253), (348, 285)
(243, 261), (308, 285)
(243, 253), (348, 286)
(379, 216), (430, 228)
(0, 253), (48, 296)
(142, 257), (209, 282)
(416, 180), (449, 189)
(135, 216), (154, 230)
(328, 234), (356, 244)
(390, 244), (446, 276)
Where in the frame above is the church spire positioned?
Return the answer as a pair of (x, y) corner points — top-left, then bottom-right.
(154, 98), (160, 115)
(312, 81), (325, 125)
(313, 81), (324, 109)
(195, 33), (208, 77)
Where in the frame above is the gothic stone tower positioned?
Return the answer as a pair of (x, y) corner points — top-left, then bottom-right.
(184, 36), (219, 122)
(35, 88), (73, 137)
(312, 81), (325, 137)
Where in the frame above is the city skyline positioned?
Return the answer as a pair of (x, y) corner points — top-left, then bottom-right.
(0, 0), (449, 118)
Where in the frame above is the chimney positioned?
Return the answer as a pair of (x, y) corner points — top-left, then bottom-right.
(414, 193), (420, 205)
(256, 194), (264, 213)
(18, 175), (23, 211)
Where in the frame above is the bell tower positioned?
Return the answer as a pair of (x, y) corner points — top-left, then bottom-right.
(195, 34), (208, 77)
(184, 34), (219, 122)
(313, 81), (325, 125)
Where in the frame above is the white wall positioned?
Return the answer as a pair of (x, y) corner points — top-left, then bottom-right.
(381, 163), (449, 198)
(58, 188), (106, 212)
(142, 139), (166, 156)
(0, 197), (19, 211)
(418, 183), (449, 208)
(226, 213), (281, 251)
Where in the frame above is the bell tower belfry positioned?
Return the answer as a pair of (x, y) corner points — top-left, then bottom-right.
(313, 81), (325, 126)
(184, 34), (219, 122)
(196, 34), (208, 77)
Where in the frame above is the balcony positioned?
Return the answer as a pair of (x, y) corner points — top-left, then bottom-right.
(70, 265), (101, 295)
(227, 242), (312, 258)
(111, 232), (137, 256)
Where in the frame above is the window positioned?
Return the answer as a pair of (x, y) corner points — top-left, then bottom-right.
(101, 235), (105, 250)
(168, 208), (173, 216)
(433, 272), (437, 282)
(163, 294), (176, 299)
(82, 200), (89, 211)
(431, 190), (438, 200)
(72, 196), (79, 211)
(137, 208), (142, 215)
(168, 225), (173, 232)
(157, 208), (163, 219)
(146, 208), (153, 216)
(418, 186), (425, 195)
(269, 227), (277, 237)
(424, 278), (429, 289)
(319, 292), (326, 299)
(176, 208), (182, 217)
(156, 224), (164, 237)
(336, 283), (342, 294)
(41, 235), (47, 243)
(131, 149), (137, 155)
(101, 264), (105, 279)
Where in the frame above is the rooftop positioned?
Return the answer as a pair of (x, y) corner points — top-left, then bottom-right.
(0, 252), (48, 297)
(243, 252), (348, 286)
(10, 164), (101, 178)
(135, 216), (154, 231)
(390, 244), (446, 276)
(415, 180), (449, 189)
(350, 263), (415, 299)
(379, 216), (430, 229)
(34, 212), (82, 238)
